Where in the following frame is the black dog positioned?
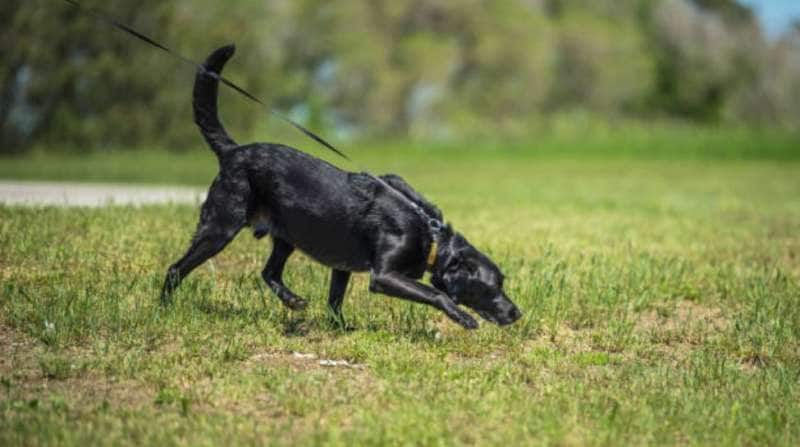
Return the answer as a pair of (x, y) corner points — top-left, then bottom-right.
(161, 45), (521, 329)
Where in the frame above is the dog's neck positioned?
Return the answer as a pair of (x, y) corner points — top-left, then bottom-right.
(427, 230), (453, 275)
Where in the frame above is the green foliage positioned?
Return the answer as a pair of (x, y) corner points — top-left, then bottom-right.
(551, 12), (654, 113)
(1, 0), (178, 151)
(692, 0), (755, 24)
(0, 124), (797, 187)
(649, 0), (765, 122)
(1, 0), (799, 153)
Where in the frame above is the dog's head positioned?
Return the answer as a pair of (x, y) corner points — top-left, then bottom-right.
(430, 229), (521, 326)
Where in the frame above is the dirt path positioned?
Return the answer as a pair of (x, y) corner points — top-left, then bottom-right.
(0, 181), (205, 207)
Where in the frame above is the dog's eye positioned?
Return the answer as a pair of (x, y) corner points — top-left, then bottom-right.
(447, 257), (462, 272)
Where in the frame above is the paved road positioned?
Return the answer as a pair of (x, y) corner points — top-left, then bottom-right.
(0, 181), (205, 207)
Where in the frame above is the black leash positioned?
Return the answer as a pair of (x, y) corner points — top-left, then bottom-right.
(61, 0), (349, 161)
(61, 0), (446, 240)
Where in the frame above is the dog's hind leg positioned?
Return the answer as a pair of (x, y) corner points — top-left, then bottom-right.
(161, 178), (248, 305)
(328, 269), (351, 325)
(262, 237), (308, 311)
(161, 220), (244, 304)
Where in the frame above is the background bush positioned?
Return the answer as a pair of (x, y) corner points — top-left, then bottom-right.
(1, 0), (799, 153)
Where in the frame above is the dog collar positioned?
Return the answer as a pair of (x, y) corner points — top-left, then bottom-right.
(427, 240), (438, 269)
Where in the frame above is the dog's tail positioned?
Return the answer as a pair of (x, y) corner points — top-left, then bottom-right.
(194, 44), (238, 159)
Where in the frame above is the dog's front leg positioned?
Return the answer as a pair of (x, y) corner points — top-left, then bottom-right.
(328, 269), (351, 325)
(369, 272), (478, 329)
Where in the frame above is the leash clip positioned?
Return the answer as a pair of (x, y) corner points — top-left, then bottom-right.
(428, 218), (444, 237)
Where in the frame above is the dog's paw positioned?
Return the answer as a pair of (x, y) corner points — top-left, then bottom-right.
(283, 296), (309, 311)
(326, 313), (355, 331)
(461, 317), (479, 330)
(457, 313), (479, 330)
(443, 304), (479, 329)
(159, 294), (173, 307)
(328, 318), (356, 332)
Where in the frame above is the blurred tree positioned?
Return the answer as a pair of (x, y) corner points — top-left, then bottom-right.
(446, 0), (555, 134)
(549, 12), (654, 114)
(733, 22), (800, 126)
(650, 0), (761, 122)
(691, 0), (754, 24)
(1, 0), (177, 153)
(0, 0), (26, 149)
(1, 0), (797, 153)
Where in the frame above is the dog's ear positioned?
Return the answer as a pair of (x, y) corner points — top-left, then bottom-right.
(445, 252), (477, 277)
(431, 251), (462, 297)
(444, 252), (461, 272)
(437, 252), (474, 300)
(442, 223), (454, 237)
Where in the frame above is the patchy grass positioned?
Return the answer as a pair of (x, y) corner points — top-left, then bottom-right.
(1, 143), (800, 445)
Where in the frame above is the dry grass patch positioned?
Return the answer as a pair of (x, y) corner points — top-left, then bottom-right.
(1, 322), (152, 412)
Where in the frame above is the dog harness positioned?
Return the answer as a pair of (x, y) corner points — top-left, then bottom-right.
(366, 173), (445, 270)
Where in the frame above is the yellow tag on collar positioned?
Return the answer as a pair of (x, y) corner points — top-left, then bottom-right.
(427, 241), (438, 269)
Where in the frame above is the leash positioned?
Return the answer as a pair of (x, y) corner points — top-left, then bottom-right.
(61, 0), (349, 161)
(60, 0), (446, 250)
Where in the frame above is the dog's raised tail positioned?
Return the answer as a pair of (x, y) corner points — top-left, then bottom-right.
(194, 44), (237, 158)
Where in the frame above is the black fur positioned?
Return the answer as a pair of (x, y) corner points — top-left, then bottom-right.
(161, 45), (521, 329)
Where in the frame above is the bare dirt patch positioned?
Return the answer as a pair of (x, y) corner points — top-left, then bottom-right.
(634, 300), (729, 362)
(0, 322), (152, 410)
(515, 301), (730, 366)
(636, 300), (728, 334)
(1, 322), (374, 421)
(0, 322), (44, 381)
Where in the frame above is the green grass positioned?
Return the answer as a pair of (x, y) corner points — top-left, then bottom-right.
(2, 124), (799, 185)
(1, 133), (800, 445)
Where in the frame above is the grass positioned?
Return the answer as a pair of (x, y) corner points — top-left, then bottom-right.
(2, 124), (799, 185)
(1, 130), (800, 445)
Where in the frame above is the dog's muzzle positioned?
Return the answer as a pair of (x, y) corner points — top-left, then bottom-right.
(475, 294), (522, 326)
(496, 300), (522, 326)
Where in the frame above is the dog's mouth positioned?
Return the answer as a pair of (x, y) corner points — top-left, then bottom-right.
(472, 306), (522, 326)
(475, 308), (500, 324)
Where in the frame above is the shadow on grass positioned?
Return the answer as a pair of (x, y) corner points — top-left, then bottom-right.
(281, 316), (311, 337)
(193, 299), (273, 321)
(188, 293), (451, 344)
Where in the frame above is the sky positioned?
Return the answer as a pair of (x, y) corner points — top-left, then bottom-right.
(741, 0), (800, 38)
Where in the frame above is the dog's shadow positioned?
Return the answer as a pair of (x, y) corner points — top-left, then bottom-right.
(281, 315), (311, 337)
(287, 314), (359, 337)
(194, 299), (272, 321)
(192, 299), (438, 343)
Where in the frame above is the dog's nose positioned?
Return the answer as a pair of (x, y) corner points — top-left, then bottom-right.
(507, 306), (522, 323)
(495, 300), (522, 326)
